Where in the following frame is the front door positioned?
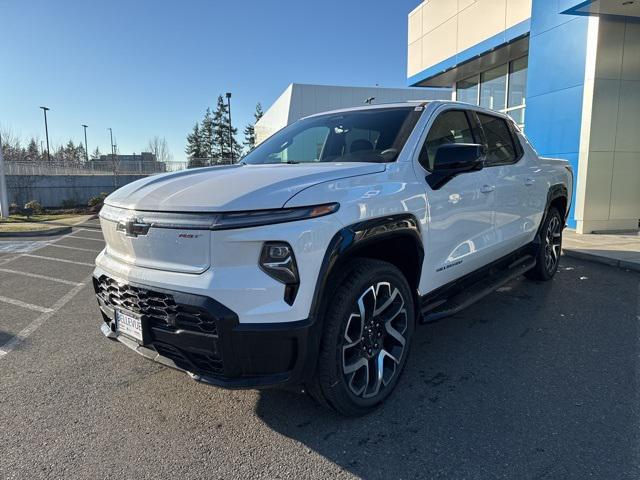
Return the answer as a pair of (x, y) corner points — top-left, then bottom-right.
(415, 108), (499, 294)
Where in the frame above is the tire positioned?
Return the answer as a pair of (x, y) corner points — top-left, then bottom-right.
(308, 258), (415, 416)
(526, 207), (563, 281)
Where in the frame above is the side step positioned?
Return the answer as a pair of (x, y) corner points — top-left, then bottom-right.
(420, 255), (536, 323)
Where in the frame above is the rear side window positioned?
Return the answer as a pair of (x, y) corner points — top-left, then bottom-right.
(420, 110), (475, 171)
(477, 113), (518, 166)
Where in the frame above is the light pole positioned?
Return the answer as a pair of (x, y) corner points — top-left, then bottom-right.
(82, 125), (89, 163)
(0, 131), (9, 218)
(108, 128), (117, 189)
(40, 106), (51, 162)
(108, 128), (114, 156)
(225, 92), (233, 163)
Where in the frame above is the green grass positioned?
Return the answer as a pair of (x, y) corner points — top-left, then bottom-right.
(0, 213), (87, 232)
(0, 214), (79, 223)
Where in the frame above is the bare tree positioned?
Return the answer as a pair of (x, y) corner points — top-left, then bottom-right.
(146, 136), (173, 163)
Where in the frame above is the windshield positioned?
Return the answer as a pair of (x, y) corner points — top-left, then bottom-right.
(242, 106), (423, 165)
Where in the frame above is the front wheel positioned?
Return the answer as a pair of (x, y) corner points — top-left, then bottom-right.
(309, 259), (415, 416)
(526, 207), (563, 281)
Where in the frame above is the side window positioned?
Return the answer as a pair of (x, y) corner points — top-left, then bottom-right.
(477, 113), (517, 166)
(420, 110), (475, 171)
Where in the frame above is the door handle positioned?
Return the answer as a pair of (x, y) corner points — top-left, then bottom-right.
(525, 178), (535, 186)
(481, 184), (495, 194)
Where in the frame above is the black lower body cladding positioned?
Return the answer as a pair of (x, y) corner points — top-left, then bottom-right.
(93, 275), (314, 388)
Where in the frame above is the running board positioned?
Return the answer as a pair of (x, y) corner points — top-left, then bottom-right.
(420, 255), (536, 324)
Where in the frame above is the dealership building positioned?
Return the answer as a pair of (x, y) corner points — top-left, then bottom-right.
(408, 0), (640, 233)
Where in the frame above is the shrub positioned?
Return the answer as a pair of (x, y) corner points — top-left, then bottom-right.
(9, 203), (20, 215)
(88, 192), (108, 211)
(24, 200), (43, 216)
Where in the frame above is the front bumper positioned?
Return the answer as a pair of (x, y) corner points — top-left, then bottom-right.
(94, 275), (316, 388)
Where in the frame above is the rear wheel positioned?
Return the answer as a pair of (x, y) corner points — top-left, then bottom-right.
(526, 207), (563, 281)
(309, 259), (415, 416)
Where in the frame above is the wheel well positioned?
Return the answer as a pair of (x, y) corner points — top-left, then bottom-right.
(550, 196), (568, 219)
(345, 235), (422, 293)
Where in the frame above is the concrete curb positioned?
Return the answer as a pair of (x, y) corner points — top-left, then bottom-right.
(0, 225), (72, 238)
(562, 248), (640, 273)
(0, 214), (98, 238)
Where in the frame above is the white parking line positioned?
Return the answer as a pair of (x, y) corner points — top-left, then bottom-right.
(46, 243), (100, 253)
(0, 230), (79, 266)
(0, 268), (83, 286)
(66, 235), (104, 242)
(0, 275), (91, 360)
(0, 295), (53, 313)
(22, 254), (95, 267)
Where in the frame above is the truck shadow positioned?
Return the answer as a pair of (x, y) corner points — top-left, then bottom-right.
(255, 260), (639, 479)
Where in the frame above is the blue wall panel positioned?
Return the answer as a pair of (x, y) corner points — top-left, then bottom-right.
(525, 0), (590, 227)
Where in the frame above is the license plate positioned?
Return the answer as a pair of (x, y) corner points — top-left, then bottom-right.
(115, 310), (143, 342)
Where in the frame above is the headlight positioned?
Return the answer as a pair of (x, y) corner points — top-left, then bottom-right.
(259, 241), (299, 305)
(100, 203), (339, 231)
(259, 242), (298, 284)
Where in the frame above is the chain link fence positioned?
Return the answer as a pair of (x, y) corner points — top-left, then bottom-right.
(5, 157), (235, 176)
(4, 157), (237, 208)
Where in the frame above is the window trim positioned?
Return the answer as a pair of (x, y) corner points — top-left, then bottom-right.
(418, 108), (479, 173)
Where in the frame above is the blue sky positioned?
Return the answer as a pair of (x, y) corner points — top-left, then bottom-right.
(1, 0), (421, 161)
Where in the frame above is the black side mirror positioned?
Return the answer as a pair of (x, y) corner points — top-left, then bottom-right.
(427, 143), (485, 189)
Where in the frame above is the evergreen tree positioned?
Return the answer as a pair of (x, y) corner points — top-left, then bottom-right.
(26, 138), (40, 162)
(77, 143), (87, 163)
(200, 107), (215, 159)
(91, 146), (101, 159)
(243, 102), (264, 152)
(186, 122), (206, 167)
(212, 95), (242, 162)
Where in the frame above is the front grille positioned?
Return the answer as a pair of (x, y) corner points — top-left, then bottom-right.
(95, 275), (225, 378)
(95, 275), (218, 335)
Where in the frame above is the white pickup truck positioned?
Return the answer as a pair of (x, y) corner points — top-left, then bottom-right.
(94, 101), (573, 415)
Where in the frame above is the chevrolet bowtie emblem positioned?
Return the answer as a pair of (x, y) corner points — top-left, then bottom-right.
(116, 219), (150, 237)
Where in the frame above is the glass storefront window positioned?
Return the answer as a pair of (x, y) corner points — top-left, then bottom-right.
(455, 56), (528, 129)
(508, 56), (528, 109)
(456, 76), (479, 105)
(480, 64), (508, 111)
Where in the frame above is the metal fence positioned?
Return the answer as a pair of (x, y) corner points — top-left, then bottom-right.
(5, 158), (235, 176)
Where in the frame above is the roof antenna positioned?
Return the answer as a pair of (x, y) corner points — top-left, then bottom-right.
(364, 97), (375, 105)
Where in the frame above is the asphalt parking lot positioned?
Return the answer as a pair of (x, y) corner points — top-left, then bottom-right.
(1, 219), (638, 479)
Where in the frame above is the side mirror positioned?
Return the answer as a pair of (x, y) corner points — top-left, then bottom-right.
(427, 143), (485, 189)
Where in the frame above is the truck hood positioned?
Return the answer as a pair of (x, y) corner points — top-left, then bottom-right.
(105, 162), (386, 212)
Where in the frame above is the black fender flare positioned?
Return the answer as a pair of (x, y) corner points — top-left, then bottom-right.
(533, 183), (569, 246)
(301, 214), (423, 381)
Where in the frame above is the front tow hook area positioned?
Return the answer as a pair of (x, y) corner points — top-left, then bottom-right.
(101, 322), (118, 339)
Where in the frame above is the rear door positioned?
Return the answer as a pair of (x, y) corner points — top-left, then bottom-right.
(416, 108), (499, 293)
(475, 112), (542, 252)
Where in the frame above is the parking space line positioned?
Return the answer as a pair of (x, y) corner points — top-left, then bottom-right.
(46, 244), (100, 253)
(23, 254), (95, 267)
(75, 227), (103, 235)
(66, 235), (104, 242)
(0, 295), (54, 313)
(0, 230), (79, 266)
(0, 268), (83, 286)
(0, 275), (91, 360)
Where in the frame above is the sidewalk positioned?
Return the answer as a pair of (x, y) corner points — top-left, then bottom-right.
(562, 229), (640, 273)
